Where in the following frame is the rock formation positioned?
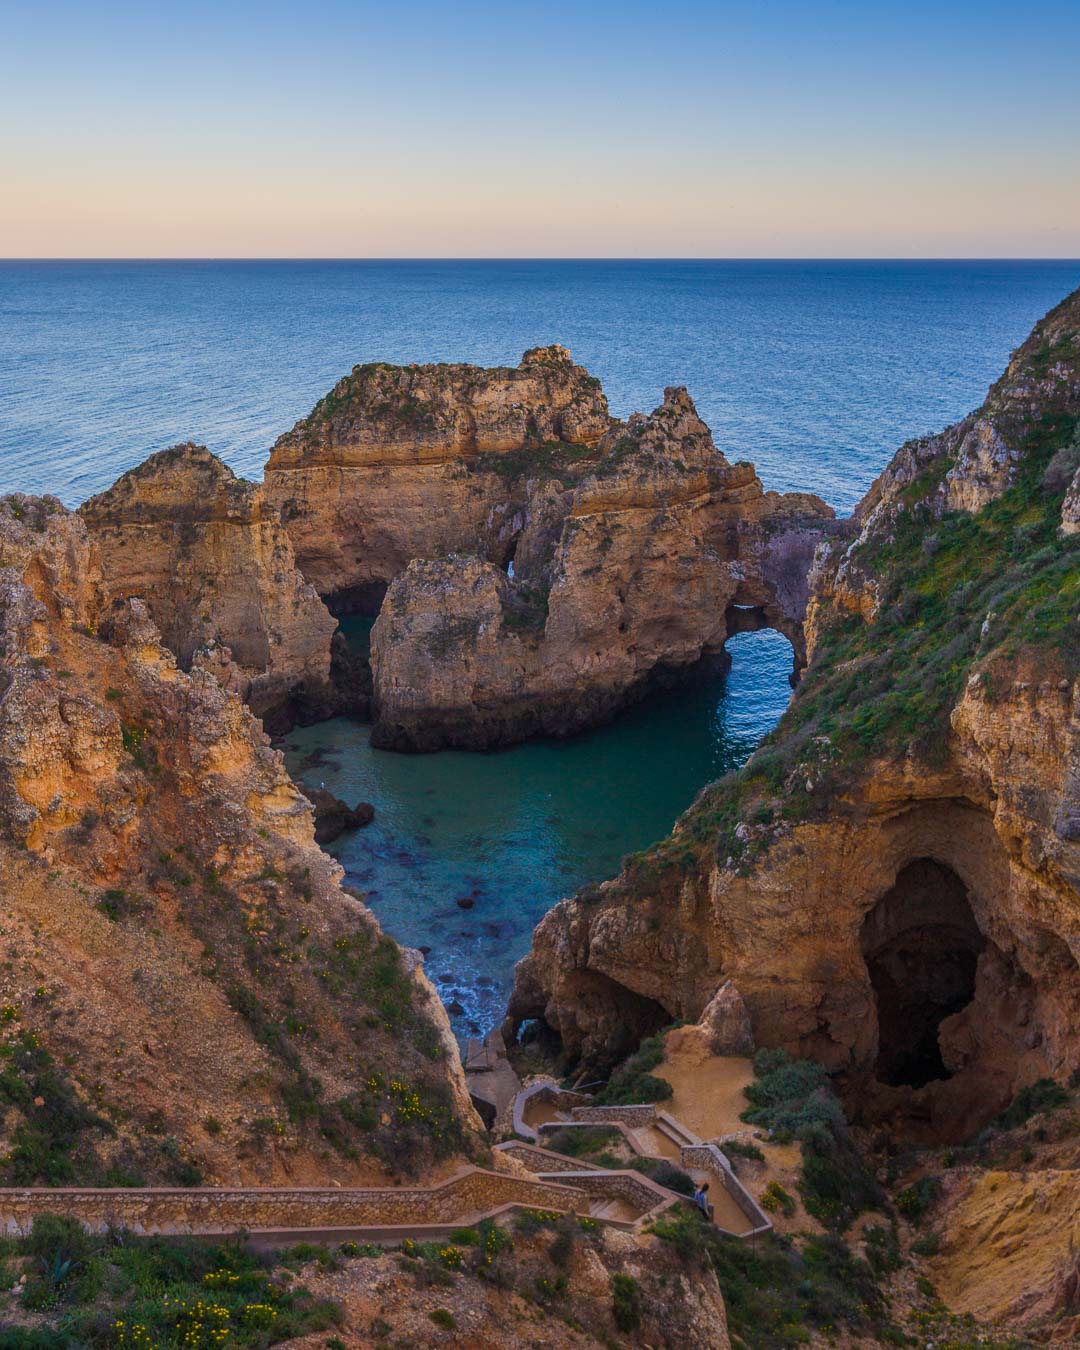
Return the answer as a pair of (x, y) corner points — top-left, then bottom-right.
(369, 386), (833, 750)
(306, 786), (375, 844)
(0, 494), (481, 1187)
(508, 285), (1080, 1144)
(80, 444), (338, 731)
(264, 345), (612, 606)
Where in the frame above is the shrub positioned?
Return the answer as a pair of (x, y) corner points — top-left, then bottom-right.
(0, 1229), (342, 1347)
(611, 1273), (642, 1333)
(543, 1125), (622, 1160)
(648, 1209), (893, 1347)
(863, 1224), (902, 1276)
(992, 1077), (1069, 1130)
(630, 1156), (696, 1196)
(741, 1049), (882, 1230)
(595, 1032), (673, 1106)
(429, 1308), (456, 1330)
(96, 888), (148, 922)
(761, 1181), (796, 1216)
(0, 1033), (112, 1184)
(896, 1176), (941, 1225)
(722, 1138), (765, 1163)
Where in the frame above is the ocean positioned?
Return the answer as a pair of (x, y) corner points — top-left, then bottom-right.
(3, 258), (1077, 1034)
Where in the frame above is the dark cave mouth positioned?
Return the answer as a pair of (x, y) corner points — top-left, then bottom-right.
(861, 858), (985, 1090)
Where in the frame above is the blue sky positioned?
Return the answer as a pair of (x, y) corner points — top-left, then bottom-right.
(2, 0), (1078, 256)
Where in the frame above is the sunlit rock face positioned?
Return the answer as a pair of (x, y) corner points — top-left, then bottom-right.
(0, 494), (481, 1186)
(368, 386), (833, 750)
(263, 345), (612, 605)
(508, 286), (1080, 1145)
(80, 444), (337, 729)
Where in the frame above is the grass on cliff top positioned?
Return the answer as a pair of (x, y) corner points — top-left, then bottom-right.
(614, 410), (1078, 890)
(0, 1216), (341, 1348)
(473, 438), (601, 487)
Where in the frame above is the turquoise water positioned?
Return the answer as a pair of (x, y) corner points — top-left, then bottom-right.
(335, 614), (375, 655)
(282, 629), (793, 1035)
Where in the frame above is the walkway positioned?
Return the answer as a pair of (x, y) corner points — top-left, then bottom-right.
(0, 1162), (681, 1247)
(509, 1081), (772, 1239)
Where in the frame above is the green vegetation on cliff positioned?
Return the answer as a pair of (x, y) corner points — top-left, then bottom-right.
(617, 401), (1078, 892)
(0, 1217), (341, 1348)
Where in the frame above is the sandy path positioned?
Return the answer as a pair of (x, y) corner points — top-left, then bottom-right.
(655, 1026), (756, 1138)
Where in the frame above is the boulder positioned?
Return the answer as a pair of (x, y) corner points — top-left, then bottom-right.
(700, 981), (755, 1057)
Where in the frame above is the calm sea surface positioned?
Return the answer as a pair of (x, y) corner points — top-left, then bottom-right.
(3, 260), (1077, 1033)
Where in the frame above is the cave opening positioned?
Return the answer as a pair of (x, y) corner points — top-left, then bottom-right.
(325, 581), (389, 619)
(860, 858), (985, 1089)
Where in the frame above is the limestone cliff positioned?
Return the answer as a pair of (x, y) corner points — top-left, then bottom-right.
(370, 387), (834, 750)
(0, 495), (481, 1188)
(80, 444), (338, 730)
(509, 286), (1080, 1145)
(264, 345), (611, 604)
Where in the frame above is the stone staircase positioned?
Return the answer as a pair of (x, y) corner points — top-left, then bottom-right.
(506, 1085), (772, 1240)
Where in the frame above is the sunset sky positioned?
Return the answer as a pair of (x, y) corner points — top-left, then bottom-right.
(3, 0), (1078, 258)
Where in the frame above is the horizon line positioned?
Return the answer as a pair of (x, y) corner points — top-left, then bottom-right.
(3, 256), (1080, 265)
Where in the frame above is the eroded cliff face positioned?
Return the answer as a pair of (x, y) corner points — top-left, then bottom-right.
(509, 287), (1080, 1144)
(80, 445), (338, 730)
(0, 495), (481, 1187)
(370, 387), (834, 750)
(264, 345), (611, 604)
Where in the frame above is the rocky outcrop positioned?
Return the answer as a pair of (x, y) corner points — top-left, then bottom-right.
(306, 787), (374, 844)
(508, 286), (1080, 1144)
(264, 345), (611, 604)
(370, 387), (834, 750)
(80, 444), (338, 730)
(0, 494), (481, 1187)
(699, 981), (755, 1057)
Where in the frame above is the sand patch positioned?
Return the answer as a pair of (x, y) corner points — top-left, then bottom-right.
(655, 1026), (755, 1139)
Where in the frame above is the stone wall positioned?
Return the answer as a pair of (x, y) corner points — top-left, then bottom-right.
(569, 1104), (658, 1125)
(536, 1169), (677, 1224)
(0, 1169), (588, 1237)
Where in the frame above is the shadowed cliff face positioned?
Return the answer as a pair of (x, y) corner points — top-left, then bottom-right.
(508, 287), (1080, 1144)
(0, 496), (481, 1187)
(367, 386), (834, 751)
(80, 444), (339, 730)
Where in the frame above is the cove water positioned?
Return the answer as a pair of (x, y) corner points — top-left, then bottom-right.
(2, 259), (1078, 1035)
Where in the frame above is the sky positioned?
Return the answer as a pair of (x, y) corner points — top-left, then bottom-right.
(2, 0), (1078, 258)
